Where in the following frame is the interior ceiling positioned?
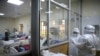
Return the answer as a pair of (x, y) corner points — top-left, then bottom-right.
(0, 0), (78, 18)
(41, 0), (79, 12)
(0, 0), (31, 18)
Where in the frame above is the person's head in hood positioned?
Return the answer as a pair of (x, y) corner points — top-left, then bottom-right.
(72, 28), (80, 37)
(84, 25), (95, 34)
(73, 28), (80, 37)
(50, 27), (59, 36)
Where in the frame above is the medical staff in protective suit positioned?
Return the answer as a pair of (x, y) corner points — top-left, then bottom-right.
(69, 28), (81, 56)
(78, 25), (100, 56)
(49, 27), (61, 44)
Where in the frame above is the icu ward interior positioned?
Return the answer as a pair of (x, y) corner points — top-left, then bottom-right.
(0, 0), (100, 56)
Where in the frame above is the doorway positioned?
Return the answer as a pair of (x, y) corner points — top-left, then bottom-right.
(19, 24), (24, 32)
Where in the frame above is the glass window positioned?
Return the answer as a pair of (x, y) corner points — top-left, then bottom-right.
(40, 0), (69, 55)
(0, 0), (31, 56)
(40, 0), (82, 56)
(49, 4), (68, 45)
(40, 0), (48, 48)
(70, 13), (80, 35)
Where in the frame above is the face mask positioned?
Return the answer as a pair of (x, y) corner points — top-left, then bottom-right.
(73, 34), (78, 37)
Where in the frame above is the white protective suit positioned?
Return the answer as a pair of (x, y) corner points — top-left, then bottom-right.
(78, 25), (100, 56)
(69, 28), (82, 56)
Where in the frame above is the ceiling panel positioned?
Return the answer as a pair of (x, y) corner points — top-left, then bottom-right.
(0, 0), (79, 18)
(0, 0), (31, 18)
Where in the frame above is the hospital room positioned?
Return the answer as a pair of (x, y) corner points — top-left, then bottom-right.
(0, 0), (100, 56)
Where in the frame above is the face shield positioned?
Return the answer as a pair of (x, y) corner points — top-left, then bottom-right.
(84, 25), (95, 34)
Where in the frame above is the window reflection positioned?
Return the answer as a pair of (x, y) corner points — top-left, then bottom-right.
(40, 0), (69, 55)
(40, 0), (47, 48)
(49, 5), (68, 45)
(0, 0), (31, 56)
(40, 21), (47, 38)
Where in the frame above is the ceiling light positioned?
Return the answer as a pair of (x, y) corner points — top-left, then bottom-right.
(7, 0), (24, 6)
(40, 7), (43, 10)
(52, 20), (56, 25)
(30, 2), (31, 7)
(41, 0), (45, 2)
(60, 3), (68, 8)
(0, 13), (4, 16)
(56, 6), (60, 9)
(41, 22), (44, 26)
(45, 11), (53, 13)
(51, 0), (54, 1)
(62, 20), (65, 24)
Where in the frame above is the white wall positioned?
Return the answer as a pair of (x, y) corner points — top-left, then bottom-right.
(14, 0), (100, 36)
(82, 0), (100, 17)
(70, 0), (100, 35)
(71, 0), (80, 13)
(41, 9), (68, 27)
(0, 15), (31, 35)
(0, 18), (16, 34)
(15, 15), (31, 35)
(82, 0), (100, 34)
(40, 8), (76, 34)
